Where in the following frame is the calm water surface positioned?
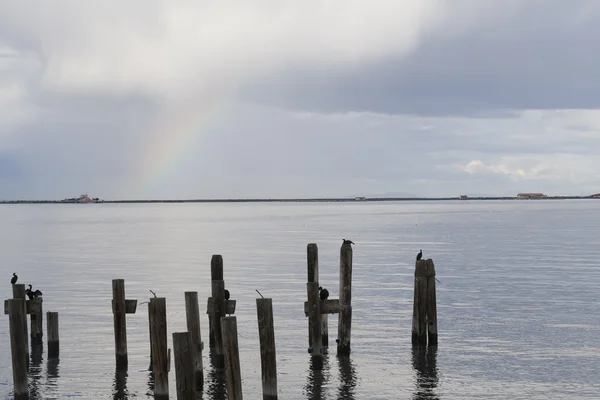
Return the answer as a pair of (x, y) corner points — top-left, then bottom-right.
(1, 200), (599, 399)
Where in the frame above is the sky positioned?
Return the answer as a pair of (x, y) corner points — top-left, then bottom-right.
(1, 0), (600, 200)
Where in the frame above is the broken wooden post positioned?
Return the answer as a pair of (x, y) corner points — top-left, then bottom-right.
(337, 240), (353, 355)
(47, 311), (59, 358)
(307, 282), (323, 366)
(173, 332), (195, 400)
(208, 254), (223, 349)
(256, 298), (278, 400)
(185, 291), (204, 390)
(7, 298), (28, 399)
(412, 259), (438, 346)
(111, 279), (137, 368)
(221, 316), (243, 400)
(150, 297), (169, 400)
(12, 284), (29, 366)
(29, 297), (43, 344)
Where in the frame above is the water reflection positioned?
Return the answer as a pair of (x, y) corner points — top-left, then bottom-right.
(206, 349), (227, 400)
(46, 357), (60, 399)
(304, 355), (331, 400)
(112, 368), (128, 400)
(411, 345), (439, 400)
(336, 355), (357, 400)
(29, 342), (44, 399)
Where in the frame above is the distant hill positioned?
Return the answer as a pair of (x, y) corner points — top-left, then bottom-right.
(351, 191), (418, 198)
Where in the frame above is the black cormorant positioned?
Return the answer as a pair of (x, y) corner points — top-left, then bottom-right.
(224, 289), (230, 300)
(11, 273), (18, 284)
(416, 250), (423, 261)
(342, 239), (354, 245)
(319, 286), (329, 300)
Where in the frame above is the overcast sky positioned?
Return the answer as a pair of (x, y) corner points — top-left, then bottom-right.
(2, 0), (600, 200)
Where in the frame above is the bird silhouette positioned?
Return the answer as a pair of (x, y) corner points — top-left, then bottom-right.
(416, 250), (423, 261)
(342, 239), (355, 245)
(10, 273), (18, 285)
(319, 286), (329, 300)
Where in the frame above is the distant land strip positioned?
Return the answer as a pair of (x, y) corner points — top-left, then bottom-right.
(1, 196), (600, 204)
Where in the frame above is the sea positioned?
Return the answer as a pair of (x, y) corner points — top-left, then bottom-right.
(0, 200), (599, 399)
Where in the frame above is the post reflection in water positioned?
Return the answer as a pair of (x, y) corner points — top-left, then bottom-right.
(304, 355), (331, 400)
(336, 355), (357, 400)
(113, 368), (128, 400)
(412, 345), (439, 400)
(46, 356), (60, 399)
(29, 342), (44, 400)
(206, 349), (227, 400)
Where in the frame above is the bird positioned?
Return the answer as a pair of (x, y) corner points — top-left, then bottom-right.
(224, 289), (230, 301)
(11, 273), (18, 284)
(26, 284), (42, 299)
(319, 286), (329, 300)
(342, 239), (354, 245)
(416, 249), (423, 261)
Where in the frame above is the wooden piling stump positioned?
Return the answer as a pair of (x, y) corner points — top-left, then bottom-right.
(173, 332), (195, 400)
(307, 282), (323, 366)
(185, 291), (204, 390)
(7, 298), (28, 399)
(29, 297), (43, 344)
(112, 279), (128, 368)
(47, 312), (59, 358)
(211, 279), (226, 368)
(412, 259), (429, 346)
(12, 284), (29, 367)
(337, 241), (353, 355)
(209, 254), (224, 348)
(426, 259), (438, 345)
(256, 298), (278, 400)
(221, 316), (243, 400)
(150, 297), (169, 399)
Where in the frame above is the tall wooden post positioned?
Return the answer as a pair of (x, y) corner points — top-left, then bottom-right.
(306, 244), (318, 349)
(209, 254), (224, 348)
(211, 279), (226, 368)
(426, 260), (438, 345)
(173, 332), (195, 400)
(12, 284), (29, 366)
(256, 298), (278, 400)
(412, 259), (438, 346)
(150, 297), (169, 399)
(221, 316), (243, 400)
(148, 301), (154, 370)
(29, 297), (43, 344)
(337, 241), (353, 355)
(7, 298), (28, 399)
(307, 282), (323, 366)
(112, 279), (127, 368)
(47, 312), (59, 358)
(185, 291), (204, 390)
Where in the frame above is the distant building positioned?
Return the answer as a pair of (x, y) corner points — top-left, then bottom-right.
(517, 193), (547, 199)
(459, 195), (468, 200)
(591, 193), (600, 198)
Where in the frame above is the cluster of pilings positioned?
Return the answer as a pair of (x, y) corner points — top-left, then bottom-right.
(4, 284), (60, 400)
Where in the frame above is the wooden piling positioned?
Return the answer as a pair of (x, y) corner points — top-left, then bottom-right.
(412, 259), (429, 346)
(112, 279), (128, 368)
(47, 312), (59, 358)
(209, 255), (224, 348)
(173, 332), (195, 400)
(148, 301), (154, 370)
(7, 298), (28, 399)
(426, 259), (438, 345)
(337, 241), (353, 355)
(150, 297), (169, 399)
(221, 316), (243, 400)
(211, 279), (226, 368)
(12, 284), (29, 366)
(185, 291), (204, 390)
(307, 282), (323, 366)
(29, 297), (43, 344)
(306, 243), (318, 349)
(256, 298), (278, 400)
(321, 316), (329, 348)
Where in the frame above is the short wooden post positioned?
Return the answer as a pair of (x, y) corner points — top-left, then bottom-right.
(307, 282), (323, 366)
(173, 332), (195, 400)
(12, 284), (29, 366)
(47, 312), (59, 358)
(185, 291), (204, 390)
(337, 241), (353, 355)
(426, 260), (438, 345)
(29, 297), (43, 344)
(150, 297), (169, 399)
(209, 254), (223, 348)
(256, 298), (278, 400)
(112, 279), (128, 368)
(306, 243), (318, 349)
(7, 298), (28, 399)
(321, 316), (329, 348)
(412, 259), (429, 345)
(221, 316), (243, 400)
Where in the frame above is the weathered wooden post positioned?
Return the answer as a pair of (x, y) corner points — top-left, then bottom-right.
(337, 241), (353, 355)
(47, 312), (59, 358)
(112, 279), (137, 368)
(150, 297), (169, 400)
(29, 297), (43, 344)
(7, 298), (28, 399)
(307, 282), (323, 366)
(208, 254), (223, 348)
(148, 301), (154, 370)
(173, 332), (195, 400)
(256, 298), (278, 400)
(12, 284), (29, 366)
(307, 243), (329, 348)
(412, 259), (438, 346)
(185, 291), (204, 390)
(221, 316), (243, 400)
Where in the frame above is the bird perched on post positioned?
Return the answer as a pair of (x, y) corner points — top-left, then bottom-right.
(342, 239), (354, 245)
(11, 273), (18, 284)
(416, 249), (423, 261)
(319, 286), (329, 300)
(224, 289), (230, 300)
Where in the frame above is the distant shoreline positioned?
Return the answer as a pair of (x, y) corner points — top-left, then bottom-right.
(1, 196), (599, 204)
